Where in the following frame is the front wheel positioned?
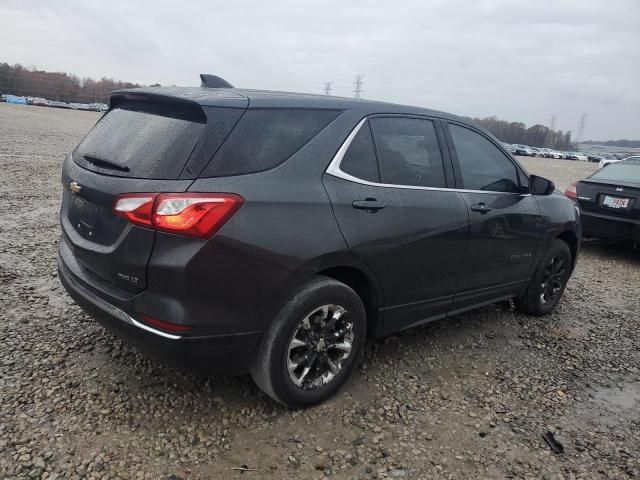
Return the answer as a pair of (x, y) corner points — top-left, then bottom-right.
(250, 276), (366, 408)
(515, 240), (572, 316)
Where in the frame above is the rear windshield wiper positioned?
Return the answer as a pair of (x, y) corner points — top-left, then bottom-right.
(83, 156), (130, 172)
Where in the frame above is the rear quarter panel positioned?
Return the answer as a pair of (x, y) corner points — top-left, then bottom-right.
(533, 193), (581, 269)
(151, 110), (378, 335)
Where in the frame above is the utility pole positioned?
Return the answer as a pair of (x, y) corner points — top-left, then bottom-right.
(323, 82), (333, 96)
(353, 74), (364, 99)
(576, 114), (588, 144)
(546, 114), (558, 147)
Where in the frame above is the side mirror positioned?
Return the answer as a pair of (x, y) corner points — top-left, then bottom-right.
(529, 175), (555, 195)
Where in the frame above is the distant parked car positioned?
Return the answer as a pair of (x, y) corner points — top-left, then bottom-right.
(565, 157), (640, 244)
(514, 145), (533, 156)
(548, 150), (564, 159)
(5, 94), (28, 105)
(565, 152), (587, 161)
(537, 148), (551, 157)
(587, 154), (603, 163)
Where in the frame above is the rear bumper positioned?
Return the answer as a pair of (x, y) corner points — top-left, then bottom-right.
(580, 210), (640, 241)
(57, 245), (261, 375)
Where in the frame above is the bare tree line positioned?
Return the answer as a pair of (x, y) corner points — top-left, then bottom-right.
(1, 62), (579, 150)
(0, 62), (146, 104)
(473, 116), (573, 150)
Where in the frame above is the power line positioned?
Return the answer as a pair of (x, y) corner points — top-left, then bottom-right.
(352, 74), (364, 99)
(323, 82), (333, 96)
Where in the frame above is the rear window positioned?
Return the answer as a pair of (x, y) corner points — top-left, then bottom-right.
(74, 105), (207, 179)
(205, 109), (340, 177)
(590, 163), (640, 183)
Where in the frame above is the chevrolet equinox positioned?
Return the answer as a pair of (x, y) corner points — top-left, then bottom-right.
(58, 77), (581, 407)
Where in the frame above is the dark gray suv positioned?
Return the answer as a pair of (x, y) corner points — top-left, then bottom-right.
(58, 80), (581, 407)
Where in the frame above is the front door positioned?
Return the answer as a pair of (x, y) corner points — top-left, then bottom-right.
(444, 122), (541, 312)
(323, 116), (468, 334)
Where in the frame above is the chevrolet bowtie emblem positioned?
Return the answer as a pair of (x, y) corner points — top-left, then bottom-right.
(69, 181), (82, 194)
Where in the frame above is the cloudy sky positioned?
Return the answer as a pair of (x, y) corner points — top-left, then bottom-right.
(2, 0), (639, 139)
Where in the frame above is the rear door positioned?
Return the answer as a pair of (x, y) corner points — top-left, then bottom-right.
(323, 116), (468, 334)
(444, 122), (541, 311)
(60, 96), (245, 293)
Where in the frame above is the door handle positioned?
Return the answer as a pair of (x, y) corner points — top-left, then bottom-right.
(352, 198), (386, 212)
(470, 202), (493, 214)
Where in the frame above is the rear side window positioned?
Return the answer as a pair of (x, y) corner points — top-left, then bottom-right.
(74, 105), (206, 179)
(340, 121), (380, 182)
(449, 124), (520, 193)
(206, 109), (340, 177)
(369, 117), (446, 188)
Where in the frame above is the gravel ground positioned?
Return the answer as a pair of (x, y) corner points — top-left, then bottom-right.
(1, 103), (639, 480)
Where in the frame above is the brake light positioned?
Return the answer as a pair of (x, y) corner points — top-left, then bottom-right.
(564, 182), (578, 199)
(112, 193), (244, 239)
(139, 314), (193, 333)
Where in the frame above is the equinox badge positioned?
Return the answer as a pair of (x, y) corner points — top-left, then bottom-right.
(69, 181), (81, 194)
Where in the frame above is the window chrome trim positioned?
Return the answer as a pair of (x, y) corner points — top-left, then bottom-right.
(325, 117), (531, 196)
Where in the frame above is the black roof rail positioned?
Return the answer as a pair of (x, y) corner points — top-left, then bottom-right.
(199, 74), (234, 88)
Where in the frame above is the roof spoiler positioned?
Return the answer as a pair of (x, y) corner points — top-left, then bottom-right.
(200, 74), (234, 88)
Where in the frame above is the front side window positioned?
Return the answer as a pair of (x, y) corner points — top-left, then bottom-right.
(449, 124), (520, 193)
(340, 121), (380, 182)
(369, 117), (446, 188)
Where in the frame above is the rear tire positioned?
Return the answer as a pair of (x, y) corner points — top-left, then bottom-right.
(250, 276), (366, 408)
(515, 240), (572, 316)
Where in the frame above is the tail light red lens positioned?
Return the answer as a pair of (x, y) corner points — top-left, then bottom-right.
(564, 182), (578, 199)
(154, 193), (244, 239)
(112, 193), (244, 239)
(113, 194), (157, 227)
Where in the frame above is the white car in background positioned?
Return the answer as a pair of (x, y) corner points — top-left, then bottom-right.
(600, 155), (640, 169)
(574, 152), (588, 162)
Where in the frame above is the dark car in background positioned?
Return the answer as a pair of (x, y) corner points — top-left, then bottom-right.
(58, 81), (581, 407)
(565, 158), (640, 244)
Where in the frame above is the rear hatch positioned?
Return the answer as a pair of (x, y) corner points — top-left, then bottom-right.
(60, 91), (246, 293)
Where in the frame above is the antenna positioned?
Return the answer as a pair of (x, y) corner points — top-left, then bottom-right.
(199, 74), (234, 88)
(353, 74), (364, 98)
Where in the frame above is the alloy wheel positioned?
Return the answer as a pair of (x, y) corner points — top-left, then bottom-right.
(540, 255), (567, 305)
(287, 304), (355, 390)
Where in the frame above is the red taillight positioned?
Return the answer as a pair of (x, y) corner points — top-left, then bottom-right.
(564, 182), (578, 199)
(112, 193), (244, 239)
(113, 193), (157, 227)
(154, 193), (244, 239)
(139, 314), (193, 333)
